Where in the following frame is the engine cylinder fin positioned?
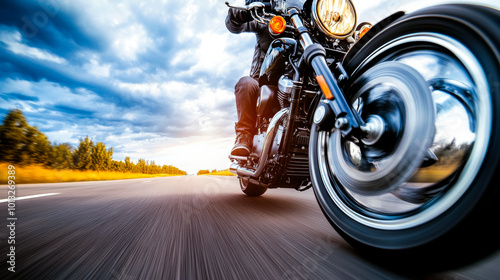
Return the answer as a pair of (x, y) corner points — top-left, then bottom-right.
(277, 89), (290, 109)
(286, 155), (310, 176)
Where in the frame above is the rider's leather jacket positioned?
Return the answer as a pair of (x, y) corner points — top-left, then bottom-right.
(225, 8), (273, 79)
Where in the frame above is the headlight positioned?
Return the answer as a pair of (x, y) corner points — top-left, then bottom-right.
(312, 0), (357, 39)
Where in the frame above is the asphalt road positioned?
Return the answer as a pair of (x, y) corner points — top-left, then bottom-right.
(1, 176), (499, 279)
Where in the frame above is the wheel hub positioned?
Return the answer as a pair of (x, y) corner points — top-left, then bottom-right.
(360, 115), (385, 145)
(328, 61), (436, 195)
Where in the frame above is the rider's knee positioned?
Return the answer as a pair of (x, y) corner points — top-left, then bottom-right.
(235, 76), (259, 96)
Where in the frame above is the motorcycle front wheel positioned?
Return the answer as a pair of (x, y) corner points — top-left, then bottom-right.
(309, 4), (500, 267)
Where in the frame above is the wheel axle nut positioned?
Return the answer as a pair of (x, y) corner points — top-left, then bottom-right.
(360, 115), (385, 145)
(335, 117), (349, 130)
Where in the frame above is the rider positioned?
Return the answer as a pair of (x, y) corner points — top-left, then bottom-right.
(226, 0), (273, 156)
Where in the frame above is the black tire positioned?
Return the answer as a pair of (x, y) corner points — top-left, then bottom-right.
(310, 4), (500, 269)
(239, 177), (267, 196)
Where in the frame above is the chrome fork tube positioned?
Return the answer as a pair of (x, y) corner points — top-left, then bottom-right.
(290, 13), (314, 49)
(289, 9), (362, 135)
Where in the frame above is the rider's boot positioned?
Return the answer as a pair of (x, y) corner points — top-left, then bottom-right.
(231, 132), (253, 156)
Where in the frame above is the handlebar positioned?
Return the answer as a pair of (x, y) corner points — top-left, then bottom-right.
(224, 1), (265, 11)
(225, 1), (277, 24)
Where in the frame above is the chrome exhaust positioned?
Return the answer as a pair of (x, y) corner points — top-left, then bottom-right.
(230, 108), (289, 178)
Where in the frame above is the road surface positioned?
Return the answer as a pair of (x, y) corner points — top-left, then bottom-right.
(1, 176), (499, 279)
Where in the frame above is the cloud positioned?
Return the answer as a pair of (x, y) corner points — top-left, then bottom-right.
(0, 92), (40, 102)
(0, 0), (104, 58)
(0, 0), (255, 173)
(8, 0), (496, 173)
(0, 29), (66, 64)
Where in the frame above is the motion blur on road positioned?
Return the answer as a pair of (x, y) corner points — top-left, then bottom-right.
(1, 176), (499, 279)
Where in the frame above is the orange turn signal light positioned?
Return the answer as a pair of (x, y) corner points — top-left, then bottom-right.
(357, 25), (371, 41)
(269, 16), (286, 35)
(316, 75), (334, 100)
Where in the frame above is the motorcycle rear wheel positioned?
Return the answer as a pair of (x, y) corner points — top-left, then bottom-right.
(310, 4), (500, 268)
(239, 177), (267, 196)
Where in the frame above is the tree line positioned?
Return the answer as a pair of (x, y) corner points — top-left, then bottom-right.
(0, 109), (186, 175)
(197, 169), (226, 175)
(197, 169), (213, 175)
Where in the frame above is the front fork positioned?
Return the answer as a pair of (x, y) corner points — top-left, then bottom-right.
(289, 9), (364, 137)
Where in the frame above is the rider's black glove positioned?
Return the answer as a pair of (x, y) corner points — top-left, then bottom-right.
(228, 7), (253, 24)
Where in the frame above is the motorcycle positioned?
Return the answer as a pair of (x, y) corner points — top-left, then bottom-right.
(226, 0), (500, 265)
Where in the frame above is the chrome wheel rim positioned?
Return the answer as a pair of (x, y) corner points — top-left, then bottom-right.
(317, 33), (492, 230)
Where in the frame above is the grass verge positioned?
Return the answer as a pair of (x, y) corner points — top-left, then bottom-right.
(202, 169), (235, 176)
(0, 163), (181, 185)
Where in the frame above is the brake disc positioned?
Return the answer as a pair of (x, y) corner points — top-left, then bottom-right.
(328, 61), (436, 195)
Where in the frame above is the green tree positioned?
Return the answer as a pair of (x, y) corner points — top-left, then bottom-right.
(106, 147), (113, 171)
(91, 142), (113, 171)
(52, 143), (74, 169)
(0, 109), (30, 163)
(136, 158), (146, 173)
(0, 109), (189, 175)
(23, 126), (53, 165)
(197, 169), (209, 175)
(0, 109), (53, 166)
(73, 136), (93, 170)
(111, 160), (125, 172)
(124, 156), (134, 172)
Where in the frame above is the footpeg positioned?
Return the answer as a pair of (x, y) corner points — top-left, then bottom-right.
(229, 155), (249, 161)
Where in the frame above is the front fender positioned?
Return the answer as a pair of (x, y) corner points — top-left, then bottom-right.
(342, 11), (405, 73)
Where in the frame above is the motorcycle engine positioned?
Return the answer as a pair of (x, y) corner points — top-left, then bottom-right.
(252, 75), (293, 159)
(251, 124), (284, 159)
(277, 75), (293, 108)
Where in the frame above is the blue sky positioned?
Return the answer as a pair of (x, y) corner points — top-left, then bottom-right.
(0, 0), (496, 174)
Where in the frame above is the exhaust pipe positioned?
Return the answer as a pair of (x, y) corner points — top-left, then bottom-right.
(230, 108), (289, 178)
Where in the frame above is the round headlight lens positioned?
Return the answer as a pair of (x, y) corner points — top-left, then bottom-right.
(313, 0), (357, 39)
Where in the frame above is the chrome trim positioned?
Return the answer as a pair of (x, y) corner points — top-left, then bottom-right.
(360, 115), (385, 146)
(355, 23), (373, 41)
(278, 75), (294, 94)
(225, 1), (265, 11)
(290, 13), (314, 49)
(311, 0), (357, 39)
(232, 108), (289, 178)
(229, 155), (249, 161)
(409, 80), (476, 182)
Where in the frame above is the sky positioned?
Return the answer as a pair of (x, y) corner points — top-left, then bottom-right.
(0, 0), (497, 174)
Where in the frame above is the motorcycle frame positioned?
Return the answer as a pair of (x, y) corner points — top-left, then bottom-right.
(225, 2), (366, 135)
(272, 9), (365, 184)
(231, 6), (369, 187)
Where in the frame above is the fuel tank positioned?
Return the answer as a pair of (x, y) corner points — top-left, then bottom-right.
(259, 38), (297, 85)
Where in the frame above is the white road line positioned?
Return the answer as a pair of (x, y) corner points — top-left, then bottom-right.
(0, 193), (60, 203)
